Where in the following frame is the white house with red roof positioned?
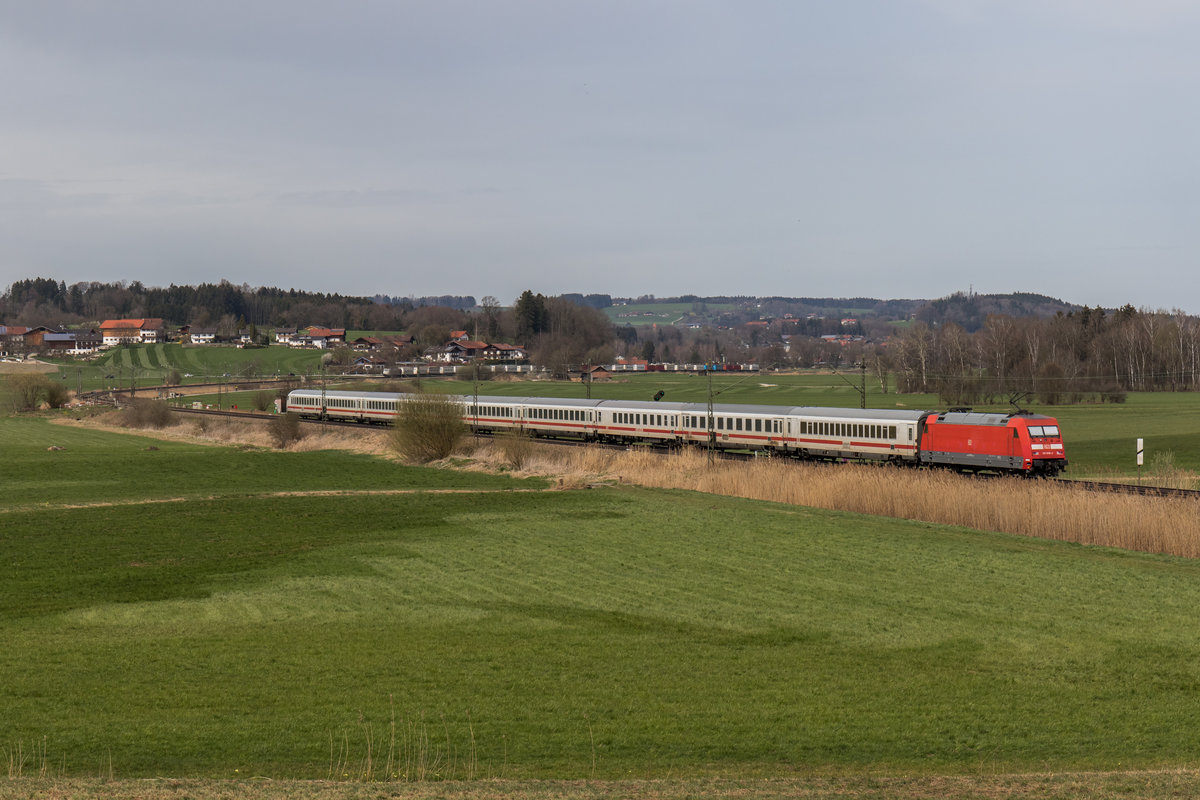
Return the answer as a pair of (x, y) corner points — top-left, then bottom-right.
(99, 318), (165, 346)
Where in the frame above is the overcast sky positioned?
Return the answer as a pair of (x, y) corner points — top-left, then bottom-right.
(2, 1), (1198, 311)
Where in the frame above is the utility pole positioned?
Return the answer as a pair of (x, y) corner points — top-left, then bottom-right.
(706, 363), (715, 466)
(860, 359), (867, 410)
(473, 359), (480, 440)
(831, 361), (867, 409)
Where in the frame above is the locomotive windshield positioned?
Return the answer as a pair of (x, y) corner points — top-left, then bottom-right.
(1027, 425), (1060, 438)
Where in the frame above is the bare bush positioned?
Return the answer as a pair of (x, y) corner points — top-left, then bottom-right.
(4, 373), (68, 411)
(121, 398), (175, 429)
(253, 390), (274, 412)
(267, 411), (305, 449)
(495, 429), (536, 470)
(390, 392), (466, 463)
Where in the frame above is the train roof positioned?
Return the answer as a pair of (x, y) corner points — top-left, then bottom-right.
(286, 390), (935, 422)
(787, 406), (929, 422)
(932, 411), (1057, 426)
(289, 389), (377, 399)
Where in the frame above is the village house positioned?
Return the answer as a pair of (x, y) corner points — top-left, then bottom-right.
(99, 318), (165, 346)
(351, 336), (384, 351)
(481, 343), (528, 361)
(436, 340), (528, 363)
(288, 327), (347, 348)
(189, 328), (218, 344)
(437, 340), (489, 362)
(41, 331), (102, 355)
(0, 324), (28, 355)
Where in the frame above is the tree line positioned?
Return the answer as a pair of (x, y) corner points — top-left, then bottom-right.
(888, 306), (1200, 404)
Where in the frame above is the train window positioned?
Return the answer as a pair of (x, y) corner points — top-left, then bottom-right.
(755, 419), (762, 432)
(1044, 425), (1059, 437)
(717, 418), (724, 430)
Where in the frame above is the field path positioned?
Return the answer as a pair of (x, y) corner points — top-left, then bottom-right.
(0, 486), (552, 516)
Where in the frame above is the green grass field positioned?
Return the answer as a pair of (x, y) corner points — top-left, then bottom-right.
(603, 302), (737, 327)
(39, 343), (325, 393)
(6, 414), (1200, 784)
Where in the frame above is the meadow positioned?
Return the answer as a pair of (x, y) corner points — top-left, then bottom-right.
(6, 413), (1200, 794)
(602, 302), (734, 327)
(38, 342), (325, 393)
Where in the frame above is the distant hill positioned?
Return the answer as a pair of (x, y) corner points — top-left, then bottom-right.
(603, 292), (1081, 331)
(914, 292), (1079, 332)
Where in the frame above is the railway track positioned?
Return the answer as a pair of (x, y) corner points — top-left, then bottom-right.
(1057, 479), (1200, 500)
(166, 407), (1200, 499)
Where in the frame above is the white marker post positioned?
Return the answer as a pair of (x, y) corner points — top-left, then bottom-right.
(1137, 438), (1144, 485)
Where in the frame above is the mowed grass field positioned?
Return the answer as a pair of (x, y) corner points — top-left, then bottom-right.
(39, 343), (324, 392)
(6, 414), (1200, 789)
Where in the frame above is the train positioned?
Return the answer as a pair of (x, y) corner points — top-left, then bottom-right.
(285, 388), (1068, 476)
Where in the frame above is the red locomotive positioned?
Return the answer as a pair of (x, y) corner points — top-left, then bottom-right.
(918, 411), (1067, 476)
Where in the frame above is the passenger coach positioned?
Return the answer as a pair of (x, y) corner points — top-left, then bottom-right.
(284, 389), (1067, 476)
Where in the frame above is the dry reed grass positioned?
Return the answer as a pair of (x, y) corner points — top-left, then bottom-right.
(467, 443), (1200, 559)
